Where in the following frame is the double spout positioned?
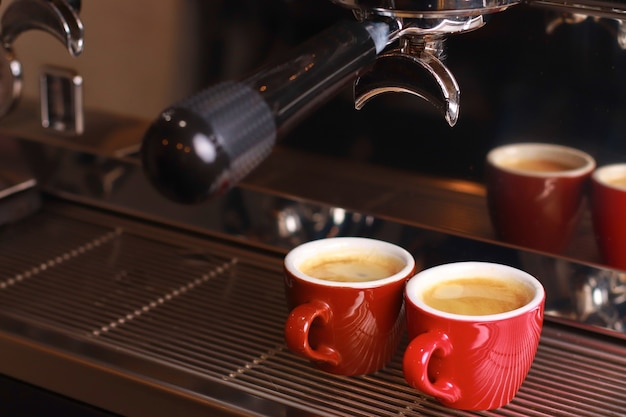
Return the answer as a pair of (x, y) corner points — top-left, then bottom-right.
(335, 0), (517, 127)
(353, 16), (486, 127)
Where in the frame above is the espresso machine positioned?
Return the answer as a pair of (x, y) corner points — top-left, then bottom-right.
(0, 0), (625, 416)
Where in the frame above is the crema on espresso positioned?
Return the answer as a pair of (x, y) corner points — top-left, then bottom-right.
(420, 277), (533, 315)
(501, 158), (577, 172)
(300, 253), (405, 282)
(605, 175), (626, 189)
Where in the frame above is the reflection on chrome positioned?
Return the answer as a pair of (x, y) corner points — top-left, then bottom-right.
(11, 141), (626, 339)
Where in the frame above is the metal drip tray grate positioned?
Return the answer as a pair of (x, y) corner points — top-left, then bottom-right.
(0, 207), (625, 417)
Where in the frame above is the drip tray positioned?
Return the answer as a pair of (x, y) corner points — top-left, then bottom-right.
(0, 204), (625, 417)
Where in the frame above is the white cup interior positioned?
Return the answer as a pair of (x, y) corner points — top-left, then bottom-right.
(487, 142), (596, 178)
(285, 237), (415, 288)
(592, 163), (626, 191)
(405, 261), (544, 321)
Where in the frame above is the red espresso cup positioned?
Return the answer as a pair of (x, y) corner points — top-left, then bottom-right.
(403, 261), (545, 411)
(486, 142), (596, 253)
(591, 163), (626, 270)
(284, 237), (416, 376)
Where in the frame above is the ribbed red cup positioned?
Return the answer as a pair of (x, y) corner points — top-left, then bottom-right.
(486, 142), (595, 253)
(283, 237), (416, 376)
(403, 262), (545, 411)
(591, 163), (626, 270)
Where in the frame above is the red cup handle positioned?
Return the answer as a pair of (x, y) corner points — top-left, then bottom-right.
(403, 329), (461, 403)
(284, 300), (341, 366)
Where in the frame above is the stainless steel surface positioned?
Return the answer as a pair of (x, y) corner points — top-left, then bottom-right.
(331, 0), (520, 17)
(0, 201), (625, 416)
(0, 135), (40, 224)
(0, 99), (145, 157)
(333, 0), (626, 19)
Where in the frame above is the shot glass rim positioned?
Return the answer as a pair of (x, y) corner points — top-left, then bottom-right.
(405, 261), (545, 321)
(487, 142), (596, 178)
(284, 237), (415, 288)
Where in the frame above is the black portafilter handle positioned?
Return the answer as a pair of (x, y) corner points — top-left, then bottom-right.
(140, 81), (276, 204)
(140, 19), (391, 204)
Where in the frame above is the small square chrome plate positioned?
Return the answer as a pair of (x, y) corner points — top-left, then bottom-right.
(40, 66), (84, 135)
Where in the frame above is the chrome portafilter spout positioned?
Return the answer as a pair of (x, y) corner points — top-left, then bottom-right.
(141, 0), (520, 204)
(353, 19), (483, 127)
(0, 0), (83, 118)
(337, 0), (522, 127)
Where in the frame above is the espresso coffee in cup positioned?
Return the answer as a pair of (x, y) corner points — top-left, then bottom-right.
(605, 175), (626, 188)
(284, 237), (416, 376)
(299, 252), (405, 282)
(486, 142), (595, 253)
(591, 163), (626, 270)
(499, 157), (577, 172)
(403, 261), (545, 411)
(421, 276), (534, 316)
